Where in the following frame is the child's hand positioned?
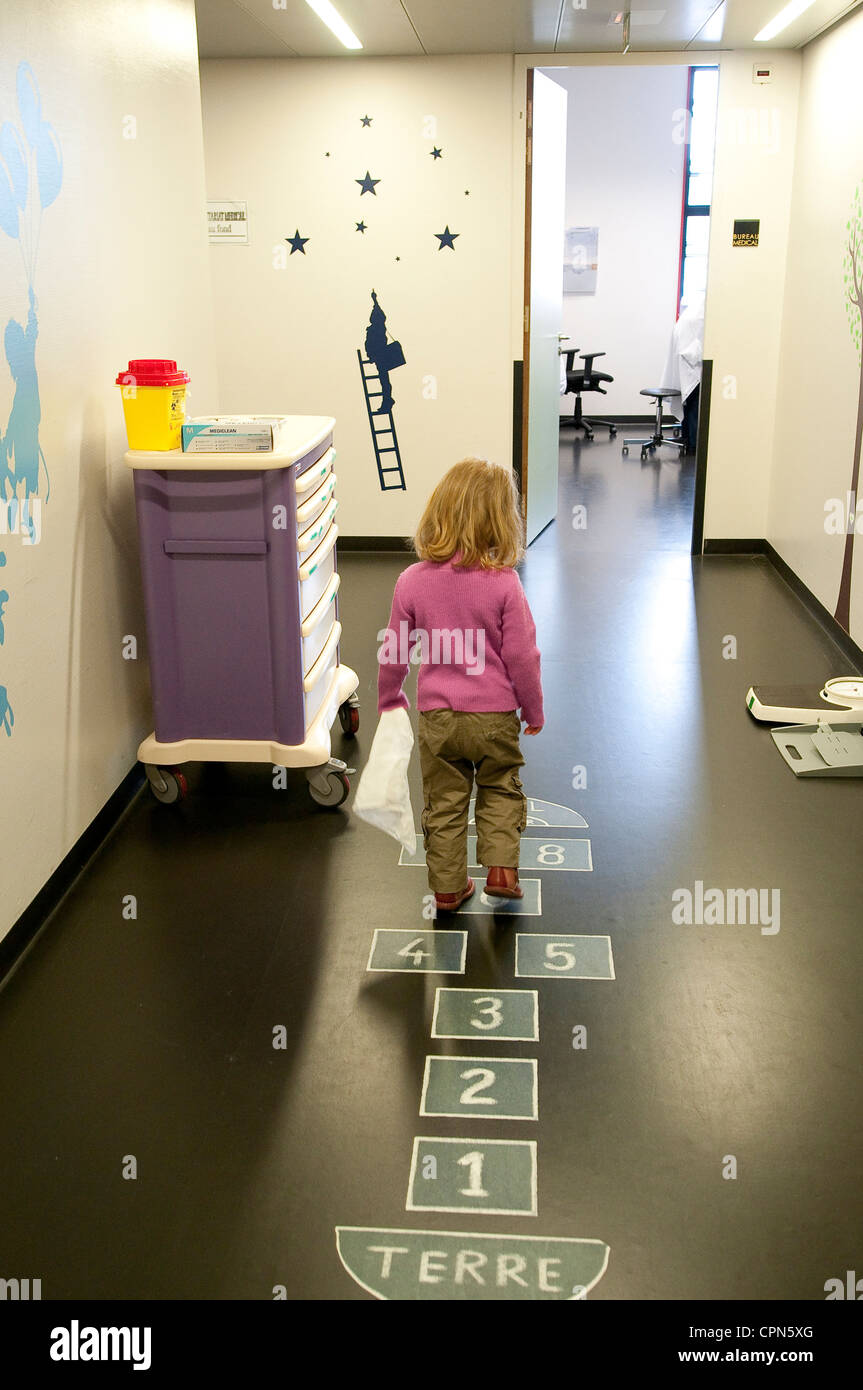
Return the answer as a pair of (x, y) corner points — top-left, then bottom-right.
(523, 724), (543, 736)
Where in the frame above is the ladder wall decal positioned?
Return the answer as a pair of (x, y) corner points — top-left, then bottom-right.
(357, 349), (406, 492)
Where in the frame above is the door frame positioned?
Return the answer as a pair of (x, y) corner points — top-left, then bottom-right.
(513, 51), (720, 554)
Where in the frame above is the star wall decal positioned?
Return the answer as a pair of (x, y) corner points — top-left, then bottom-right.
(435, 226), (459, 250)
(360, 115), (372, 126)
(286, 230), (309, 255)
(430, 147), (442, 159)
(356, 221), (367, 233)
(356, 171), (380, 195)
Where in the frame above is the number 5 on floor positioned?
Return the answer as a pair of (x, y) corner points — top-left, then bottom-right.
(514, 934), (615, 980)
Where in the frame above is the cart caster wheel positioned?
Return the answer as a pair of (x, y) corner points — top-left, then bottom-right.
(308, 771), (350, 808)
(622, 446), (629, 456)
(585, 432), (594, 442)
(147, 766), (188, 804)
(339, 700), (360, 736)
(610, 428), (618, 439)
(640, 449), (648, 461)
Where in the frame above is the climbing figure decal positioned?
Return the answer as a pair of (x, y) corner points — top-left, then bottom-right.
(358, 290), (407, 492)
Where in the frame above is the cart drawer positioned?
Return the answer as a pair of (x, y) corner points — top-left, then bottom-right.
(303, 620), (341, 693)
(305, 647), (339, 729)
(295, 447), (336, 496)
(297, 495), (338, 554)
(302, 611), (338, 676)
(298, 520), (338, 580)
(296, 469), (337, 528)
(301, 571), (340, 638)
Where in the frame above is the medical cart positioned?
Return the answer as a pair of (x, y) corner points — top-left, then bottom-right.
(126, 415), (359, 807)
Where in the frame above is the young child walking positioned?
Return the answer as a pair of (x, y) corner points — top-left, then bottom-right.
(377, 458), (544, 912)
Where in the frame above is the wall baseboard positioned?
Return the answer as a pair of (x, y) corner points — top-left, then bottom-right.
(704, 537), (863, 673)
(559, 413), (678, 427)
(703, 538), (767, 555)
(338, 536), (413, 552)
(0, 764), (146, 988)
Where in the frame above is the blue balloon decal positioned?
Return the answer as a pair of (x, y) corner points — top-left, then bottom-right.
(1, 64), (61, 745)
(0, 123), (28, 208)
(16, 62), (41, 148)
(0, 158), (19, 239)
(36, 122), (62, 209)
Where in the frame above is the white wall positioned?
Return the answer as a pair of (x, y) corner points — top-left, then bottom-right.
(769, 7), (863, 645)
(701, 51), (801, 541)
(545, 64), (689, 418)
(0, 0), (218, 942)
(199, 56), (514, 539)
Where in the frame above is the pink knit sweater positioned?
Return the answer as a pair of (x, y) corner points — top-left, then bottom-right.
(377, 557), (544, 727)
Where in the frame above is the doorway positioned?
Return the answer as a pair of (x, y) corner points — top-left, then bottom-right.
(521, 61), (720, 555)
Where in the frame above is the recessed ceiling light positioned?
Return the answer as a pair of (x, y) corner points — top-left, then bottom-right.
(696, 0), (726, 43)
(303, 0), (363, 50)
(754, 0), (817, 42)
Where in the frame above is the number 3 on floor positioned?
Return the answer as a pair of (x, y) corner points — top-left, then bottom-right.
(470, 996), (503, 1030)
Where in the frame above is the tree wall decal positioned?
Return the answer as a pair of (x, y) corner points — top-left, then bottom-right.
(835, 183), (863, 631)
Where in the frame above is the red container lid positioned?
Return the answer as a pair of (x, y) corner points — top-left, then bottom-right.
(115, 359), (191, 387)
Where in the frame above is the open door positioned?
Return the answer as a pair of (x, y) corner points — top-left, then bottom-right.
(522, 69), (567, 544)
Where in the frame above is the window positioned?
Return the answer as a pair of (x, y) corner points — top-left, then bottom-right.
(678, 65), (719, 312)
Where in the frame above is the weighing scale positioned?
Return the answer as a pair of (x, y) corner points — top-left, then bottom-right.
(746, 678), (863, 777)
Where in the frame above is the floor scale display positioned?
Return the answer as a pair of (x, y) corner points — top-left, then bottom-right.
(126, 415), (359, 807)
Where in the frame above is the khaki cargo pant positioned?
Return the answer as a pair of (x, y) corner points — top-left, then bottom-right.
(417, 710), (528, 894)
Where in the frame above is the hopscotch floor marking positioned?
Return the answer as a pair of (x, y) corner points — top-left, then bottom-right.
(406, 1136), (538, 1216)
(334, 1228), (611, 1301)
(467, 797), (589, 829)
(457, 877), (542, 916)
(367, 928), (467, 974)
(431, 987), (539, 1042)
(515, 933), (615, 981)
(419, 1055), (538, 1121)
(399, 837), (592, 872)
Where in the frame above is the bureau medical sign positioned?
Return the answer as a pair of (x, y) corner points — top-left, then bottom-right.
(733, 219), (760, 247)
(207, 202), (249, 243)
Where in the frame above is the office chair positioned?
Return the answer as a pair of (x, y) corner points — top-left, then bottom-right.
(561, 348), (617, 441)
(622, 388), (684, 461)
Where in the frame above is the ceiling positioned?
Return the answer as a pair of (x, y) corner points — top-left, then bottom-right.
(195, 0), (863, 59)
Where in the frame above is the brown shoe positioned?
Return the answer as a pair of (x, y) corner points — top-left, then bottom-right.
(434, 878), (476, 913)
(484, 867), (523, 900)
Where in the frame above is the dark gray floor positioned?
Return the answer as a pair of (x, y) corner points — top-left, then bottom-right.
(1, 429), (861, 1300)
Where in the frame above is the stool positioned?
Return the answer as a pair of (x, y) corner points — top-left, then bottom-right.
(622, 389), (684, 461)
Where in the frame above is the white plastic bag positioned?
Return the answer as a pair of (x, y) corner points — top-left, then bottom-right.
(353, 708), (417, 854)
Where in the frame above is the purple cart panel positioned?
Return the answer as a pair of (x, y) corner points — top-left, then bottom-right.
(133, 433), (335, 747)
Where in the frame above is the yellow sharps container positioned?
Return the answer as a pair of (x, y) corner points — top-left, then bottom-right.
(116, 359), (190, 450)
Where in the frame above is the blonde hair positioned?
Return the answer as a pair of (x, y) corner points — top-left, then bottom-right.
(413, 458), (525, 569)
